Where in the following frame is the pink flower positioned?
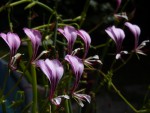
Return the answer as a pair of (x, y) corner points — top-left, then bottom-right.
(36, 59), (66, 105)
(0, 32), (21, 69)
(125, 22), (149, 55)
(58, 26), (77, 54)
(23, 28), (42, 62)
(105, 26), (127, 59)
(77, 30), (91, 58)
(65, 55), (84, 93)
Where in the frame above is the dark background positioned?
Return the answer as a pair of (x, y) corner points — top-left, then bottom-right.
(0, 0), (150, 112)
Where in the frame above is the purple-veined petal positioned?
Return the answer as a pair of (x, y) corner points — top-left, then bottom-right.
(36, 59), (64, 100)
(0, 32), (21, 70)
(105, 26), (125, 53)
(65, 55), (84, 92)
(36, 59), (52, 82)
(0, 32), (21, 57)
(124, 22), (141, 49)
(23, 28), (42, 61)
(58, 26), (77, 54)
(77, 30), (91, 58)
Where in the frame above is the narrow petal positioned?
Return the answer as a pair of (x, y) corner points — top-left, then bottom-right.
(7, 32), (21, 56)
(51, 59), (64, 83)
(65, 55), (84, 92)
(36, 59), (64, 100)
(0, 32), (21, 57)
(105, 26), (125, 53)
(23, 28), (42, 61)
(0, 33), (9, 47)
(58, 26), (77, 54)
(77, 30), (91, 58)
(124, 22), (141, 48)
(36, 60), (51, 82)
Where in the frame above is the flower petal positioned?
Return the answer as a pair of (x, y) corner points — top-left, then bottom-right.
(0, 32), (21, 56)
(23, 28), (42, 61)
(77, 30), (91, 58)
(36, 59), (64, 99)
(124, 22), (141, 48)
(58, 26), (77, 54)
(65, 55), (84, 92)
(105, 26), (125, 53)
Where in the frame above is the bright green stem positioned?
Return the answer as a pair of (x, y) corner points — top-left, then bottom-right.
(31, 65), (38, 113)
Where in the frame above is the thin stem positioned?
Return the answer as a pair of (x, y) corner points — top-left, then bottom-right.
(31, 65), (38, 113)
(8, 8), (13, 32)
(9, 0), (31, 7)
(114, 53), (133, 72)
(53, 14), (58, 57)
(79, 0), (90, 27)
(65, 99), (70, 113)
(35, 1), (54, 13)
(111, 82), (147, 113)
(98, 70), (147, 113)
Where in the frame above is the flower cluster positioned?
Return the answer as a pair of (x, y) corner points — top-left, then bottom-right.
(105, 22), (149, 59)
(0, 26), (102, 107)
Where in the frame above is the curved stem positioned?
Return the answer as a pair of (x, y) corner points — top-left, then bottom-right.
(98, 70), (147, 113)
(9, 0), (31, 7)
(35, 1), (54, 13)
(111, 82), (147, 113)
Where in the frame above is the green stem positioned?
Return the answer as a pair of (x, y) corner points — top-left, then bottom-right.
(98, 70), (147, 113)
(31, 65), (38, 113)
(9, 0), (31, 7)
(1, 100), (7, 113)
(111, 82), (147, 113)
(114, 53), (133, 72)
(65, 99), (70, 113)
(79, 0), (90, 27)
(53, 11), (58, 57)
(8, 8), (13, 32)
(35, 1), (53, 13)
